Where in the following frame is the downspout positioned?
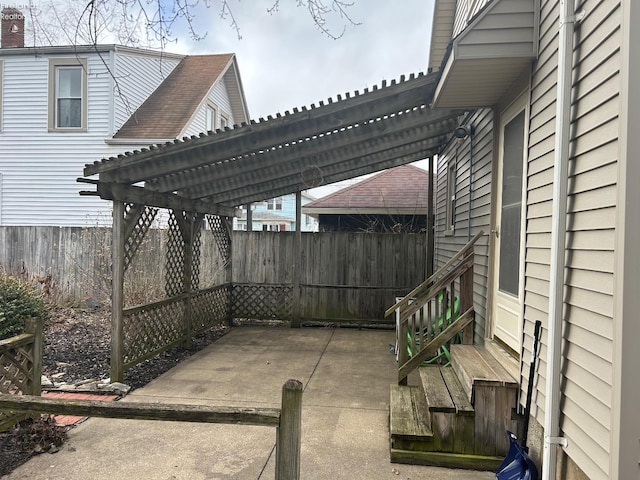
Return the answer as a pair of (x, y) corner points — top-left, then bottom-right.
(542, 2), (583, 479)
(467, 127), (474, 241)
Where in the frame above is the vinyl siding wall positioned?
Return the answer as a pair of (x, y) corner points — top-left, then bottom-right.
(434, 108), (494, 345)
(0, 53), (115, 226)
(453, 0), (492, 37)
(113, 52), (181, 134)
(523, 1), (621, 478)
(0, 50), (242, 226)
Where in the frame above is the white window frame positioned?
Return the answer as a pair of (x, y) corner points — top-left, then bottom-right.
(48, 58), (87, 132)
(206, 104), (217, 132)
(266, 197), (283, 211)
(0, 60), (3, 131)
(220, 113), (229, 130)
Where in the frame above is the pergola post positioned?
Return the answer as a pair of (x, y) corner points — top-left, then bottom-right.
(225, 216), (234, 325)
(182, 213), (194, 349)
(291, 191), (302, 328)
(111, 201), (126, 383)
(246, 204), (252, 231)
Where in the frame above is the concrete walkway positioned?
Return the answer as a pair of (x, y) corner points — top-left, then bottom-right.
(5, 327), (496, 480)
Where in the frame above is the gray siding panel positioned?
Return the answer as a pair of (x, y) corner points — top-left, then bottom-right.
(435, 108), (493, 344)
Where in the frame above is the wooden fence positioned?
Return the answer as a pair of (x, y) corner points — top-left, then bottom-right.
(0, 378), (303, 480)
(232, 231), (427, 324)
(0, 318), (43, 430)
(0, 227), (426, 324)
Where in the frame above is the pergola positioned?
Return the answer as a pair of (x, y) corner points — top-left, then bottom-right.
(79, 71), (464, 381)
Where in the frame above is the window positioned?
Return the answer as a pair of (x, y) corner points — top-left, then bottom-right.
(266, 197), (283, 210)
(206, 104), (216, 131)
(445, 161), (456, 234)
(48, 58), (87, 131)
(220, 114), (229, 130)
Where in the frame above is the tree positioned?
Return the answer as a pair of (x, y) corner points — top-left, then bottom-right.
(23, 0), (359, 49)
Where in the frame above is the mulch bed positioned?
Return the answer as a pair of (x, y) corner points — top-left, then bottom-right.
(0, 306), (230, 477)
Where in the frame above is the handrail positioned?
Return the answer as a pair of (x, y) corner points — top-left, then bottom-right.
(392, 234), (481, 383)
(0, 379), (303, 480)
(385, 230), (484, 317)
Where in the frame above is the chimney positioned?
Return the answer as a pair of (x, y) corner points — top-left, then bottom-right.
(1, 8), (25, 48)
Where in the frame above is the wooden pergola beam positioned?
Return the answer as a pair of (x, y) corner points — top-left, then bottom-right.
(224, 146), (440, 207)
(200, 132), (447, 206)
(148, 106), (460, 195)
(84, 73), (439, 183)
(79, 181), (238, 217)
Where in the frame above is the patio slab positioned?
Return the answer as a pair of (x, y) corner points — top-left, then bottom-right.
(5, 326), (495, 480)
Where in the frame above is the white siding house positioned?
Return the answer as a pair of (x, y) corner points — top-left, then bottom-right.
(0, 42), (248, 226)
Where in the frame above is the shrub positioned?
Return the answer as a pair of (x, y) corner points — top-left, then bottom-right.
(0, 271), (48, 339)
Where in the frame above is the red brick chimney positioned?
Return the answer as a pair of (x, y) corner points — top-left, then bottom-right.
(1, 8), (25, 48)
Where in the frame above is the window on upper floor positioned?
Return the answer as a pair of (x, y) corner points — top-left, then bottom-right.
(206, 104), (216, 132)
(220, 114), (229, 130)
(48, 58), (87, 132)
(266, 197), (283, 211)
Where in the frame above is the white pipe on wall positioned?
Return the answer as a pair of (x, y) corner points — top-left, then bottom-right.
(542, 1), (582, 479)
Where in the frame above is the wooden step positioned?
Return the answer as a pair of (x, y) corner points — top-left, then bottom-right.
(418, 366), (474, 454)
(450, 345), (519, 457)
(450, 344), (517, 403)
(389, 384), (433, 451)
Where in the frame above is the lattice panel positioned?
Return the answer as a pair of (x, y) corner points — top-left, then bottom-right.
(1, 340), (36, 429)
(191, 217), (203, 291)
(165, 211), (185, 297)
(124, 204), (158, 272)
(207, 215), (231, 263)
(191, 285), (230, 333)
(232, 285), (293, 320)
(123, 299), (186, 366)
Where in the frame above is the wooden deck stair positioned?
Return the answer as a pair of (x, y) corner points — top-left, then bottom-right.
(390, 345), (519, 470)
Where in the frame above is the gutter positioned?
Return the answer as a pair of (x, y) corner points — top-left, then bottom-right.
(542, 2), (584, 479)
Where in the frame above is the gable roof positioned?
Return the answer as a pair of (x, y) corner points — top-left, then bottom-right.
(114, 54), (236, 139)
(302, 165), (431, 215)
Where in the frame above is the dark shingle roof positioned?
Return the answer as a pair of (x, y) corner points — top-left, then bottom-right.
(304, 164), (430, 210)
(114, 54), (234, 139)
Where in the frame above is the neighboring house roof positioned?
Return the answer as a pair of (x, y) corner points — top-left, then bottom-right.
(114, 53), (243, 139)
(302, 164), (431, 215)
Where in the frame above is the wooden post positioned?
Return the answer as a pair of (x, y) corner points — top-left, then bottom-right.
(275, 379), (303, 480)
(26, 317), (43, 396)
(398, 309), (409, 385)
(183, 213), (194, 349)
(225, 216), (234, 326)
(111, 201), (126, 383)
(291, 192), (302, 328)
(460, 250), (475, 345)
(427, 155), (435, 277)
(246, 204), (252, 231)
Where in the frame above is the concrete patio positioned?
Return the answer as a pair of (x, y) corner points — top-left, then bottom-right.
(5, 326), (496, 479)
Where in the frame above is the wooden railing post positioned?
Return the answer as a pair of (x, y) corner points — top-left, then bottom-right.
(460, 249), (475, 345)
(26, 317), (43, 396)
(276, 379), (303, 480)
(397, 307), (409, 386)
